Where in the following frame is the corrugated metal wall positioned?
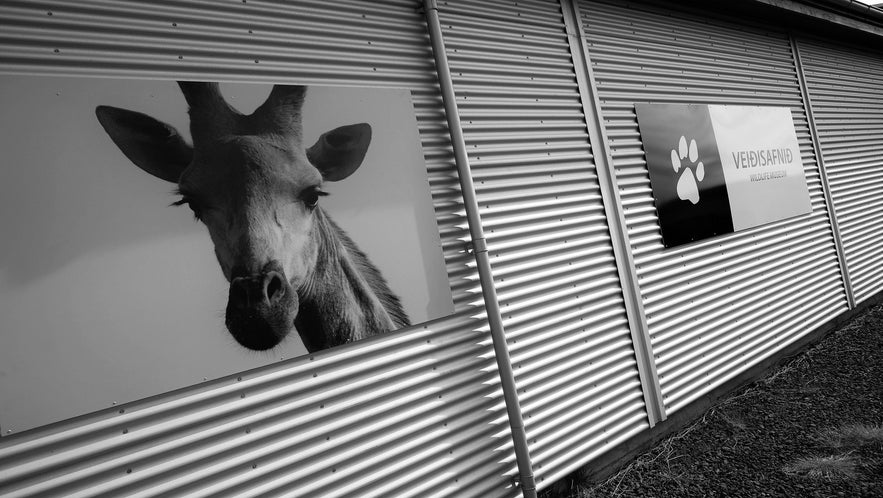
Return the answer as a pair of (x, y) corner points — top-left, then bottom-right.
(578, 0), (850, 414)
(796, 38), (883, 304)
(0, 1), (520, 496)
(436, 0), (650, 488)
(3, 0), (881, 495)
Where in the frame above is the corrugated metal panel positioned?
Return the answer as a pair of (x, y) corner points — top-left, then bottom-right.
(438, 0), (650, 489)
(580, 0), (849, 414)
(796, 38), (883, 304)
(0, 1), (518, 496)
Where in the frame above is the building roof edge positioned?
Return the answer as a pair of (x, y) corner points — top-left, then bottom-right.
(748, 0), (883, 38)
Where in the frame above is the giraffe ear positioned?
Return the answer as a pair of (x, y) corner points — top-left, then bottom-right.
(96, 105), (193, 183)
(306, 123), (372, 182)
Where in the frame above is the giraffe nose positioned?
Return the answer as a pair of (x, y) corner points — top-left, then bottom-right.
(229, 270), (289, 310)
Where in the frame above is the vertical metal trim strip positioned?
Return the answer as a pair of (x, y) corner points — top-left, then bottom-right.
(422, 1), (538, 496)
(790, 34), (856, 310)
(559, 0), (665, 426)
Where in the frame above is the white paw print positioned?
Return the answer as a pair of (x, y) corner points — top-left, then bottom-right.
(671, 136), (705, 204)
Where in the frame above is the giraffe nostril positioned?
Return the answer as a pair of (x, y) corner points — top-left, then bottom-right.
(264, 271), (286, 303)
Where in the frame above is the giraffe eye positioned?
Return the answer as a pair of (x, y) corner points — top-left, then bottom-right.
(304, 191), (319, 208)
(301, 187), (328, 210)
(172, 196), (204, 221)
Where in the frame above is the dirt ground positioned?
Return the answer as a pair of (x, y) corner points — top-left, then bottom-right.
(551, 303), (883, 497)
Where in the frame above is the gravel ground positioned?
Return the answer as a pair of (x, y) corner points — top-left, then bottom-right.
(553, 303), (883, 498)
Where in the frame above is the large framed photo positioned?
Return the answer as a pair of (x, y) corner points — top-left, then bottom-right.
(0, 76), (453, 433)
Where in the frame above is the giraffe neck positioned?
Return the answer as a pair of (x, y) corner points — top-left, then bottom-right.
(294, 208), (409, 353)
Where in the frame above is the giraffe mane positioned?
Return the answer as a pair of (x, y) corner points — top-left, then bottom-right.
(295, 208), (410, 350)
(328, 217), (411, 329)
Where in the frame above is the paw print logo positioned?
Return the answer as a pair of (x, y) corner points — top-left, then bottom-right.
(671, 136), (706, 204)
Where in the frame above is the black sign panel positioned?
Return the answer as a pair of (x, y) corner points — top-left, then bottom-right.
(635, 104), (734, 247)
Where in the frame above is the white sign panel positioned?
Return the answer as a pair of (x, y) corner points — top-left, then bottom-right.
(709, 105), (812, 231)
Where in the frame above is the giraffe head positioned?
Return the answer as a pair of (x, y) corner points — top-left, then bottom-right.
(95, 82), (371, 351)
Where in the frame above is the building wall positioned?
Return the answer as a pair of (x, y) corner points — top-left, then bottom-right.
(0, 1), (523, 496)
(435, 0), (652, 488)
(797, 37), (883, 304)
(1, 1), (882, 496)
(578, 0), (850, 416)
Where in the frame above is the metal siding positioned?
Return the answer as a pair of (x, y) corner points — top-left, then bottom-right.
(438, 0), (650, 489)
(797, 38), (883, 304)
(0, 1), (517, 497)
(580, 0), (849, 414)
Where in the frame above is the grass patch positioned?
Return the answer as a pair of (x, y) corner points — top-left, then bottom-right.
(717, 410), (747, 430)
(782, 454), (858, 480)
(817, 424), (883, 448)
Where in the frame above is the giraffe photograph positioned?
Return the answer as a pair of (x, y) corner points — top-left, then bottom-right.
(0, 75), (453, 433)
